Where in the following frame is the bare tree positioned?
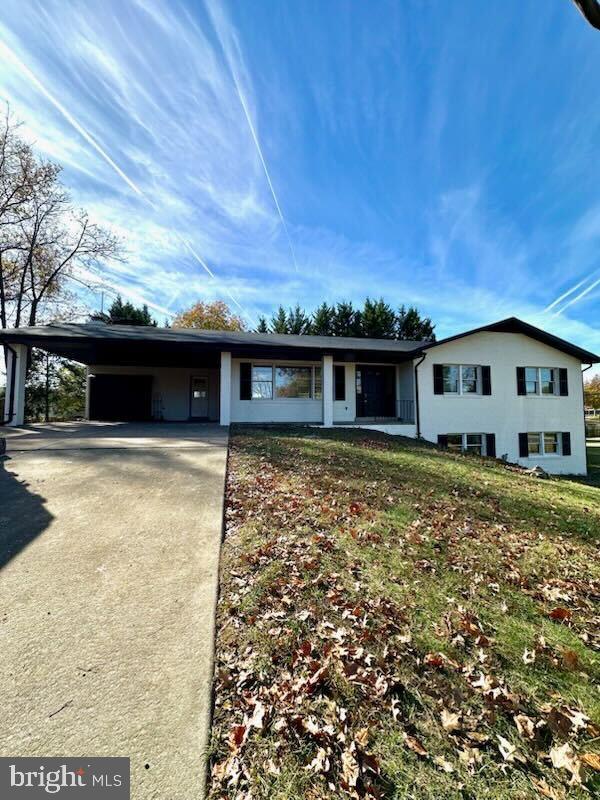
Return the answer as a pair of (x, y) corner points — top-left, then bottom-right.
(0, 108), (122, 334)
(571, 0), (600, 29)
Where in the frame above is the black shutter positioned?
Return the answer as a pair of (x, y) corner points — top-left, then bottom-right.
(482, 366), (492, 395)
(516, 367), (526, 396)
(240, 362), (252, 400)
(562, 432), (571, 456)
(486, 433), (496, 458)
(433, 364), (444, 395)
(438, 434), (448, 448)
(559, 368), (568, 396)
(518, 433), (529, 458)
(334, 365), (345, 401)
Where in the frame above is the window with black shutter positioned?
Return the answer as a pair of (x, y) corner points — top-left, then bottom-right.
(240, 362), (251, 400)
(561, 432), (571, 456)
(481, 366), (492, 395)
(559, 368), (568, 396)
(334, 365), (345, 401)
(516, 367), (526, 396)
(518, 432), (529, 457)
(486, 433), (496, 458)
(433, 364), (444, 394)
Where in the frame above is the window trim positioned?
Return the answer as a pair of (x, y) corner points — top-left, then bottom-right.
(524, 431), (562, 457)
(248, 362), (322, 401)
(522, 367), (560, 397)
(445, 432), (486, 455)
(441, 364), (483, 396)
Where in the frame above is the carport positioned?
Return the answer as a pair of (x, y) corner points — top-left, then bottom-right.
(1, 322), (234, 426)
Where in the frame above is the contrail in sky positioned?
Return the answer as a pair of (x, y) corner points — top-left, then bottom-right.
(544, 272), (597, 313)
(551, 275), (600, 316)
(0, 38), (257, 325)
(207, 2), (300, 273)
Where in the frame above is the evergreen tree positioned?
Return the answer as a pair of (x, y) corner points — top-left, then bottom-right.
(287, 303), (311, 335)
(332, 301), (360, 337)
(91, 295), (157, 326)
(311, 302), (334, 335)
(256, 316), (269, 333)
(270, 305), (289, 333)
(360, 297), (397, 339)
(396, 305), (436, 341)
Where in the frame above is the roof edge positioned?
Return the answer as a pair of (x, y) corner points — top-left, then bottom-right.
(418, 316), (600, 363)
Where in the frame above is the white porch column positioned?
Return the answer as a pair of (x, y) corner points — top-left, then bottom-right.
(220, 351), (232, 426)
(3, 343), (28, 426)
(322, 354), (333, 427)
(84, 368), (91, 420)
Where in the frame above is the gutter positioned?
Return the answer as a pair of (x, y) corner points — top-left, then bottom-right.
(1, 342), (17, 426)
(414, 351), (427, 438)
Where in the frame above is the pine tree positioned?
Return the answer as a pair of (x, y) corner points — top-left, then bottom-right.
(270, 305), (290, 333)
(91, 295), (157, 326)
(311, 302), (334, 335)
(287, 303), (311, 335)
(256, 316), (269, 333)
(332, 301), (360, 337)
(396, 305), (436, 341)
(360, 297), (397, 339)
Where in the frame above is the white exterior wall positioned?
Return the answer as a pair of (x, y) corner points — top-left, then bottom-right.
(417, 332), (587, 475)
(230, 358), (323, 423)
(88, 365), (220, 422)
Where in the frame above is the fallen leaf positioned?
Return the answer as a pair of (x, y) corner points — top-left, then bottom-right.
(247, 700), (266, 730)
(522, 648), (536, 664)
(306, 747), (330, 774)
(549, 607), (572, 622)
(403, 733), (428, 757)
(514, 714), (535, 739)
(581, 752), (600, 772)
(441, 709), (461, 733)
(562, 649), (579, 671)
(433, 755), (454, 773)
(549, 742), (582, 784)
(531, 777), (561, 799)
(341, 748), (360, 787)
(228, 724), (247, 753)
(497, 734), (516, 762)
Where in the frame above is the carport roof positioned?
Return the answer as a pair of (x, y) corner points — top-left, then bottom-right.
(1, 317), (598, 365)
(0, 321), (426, 366)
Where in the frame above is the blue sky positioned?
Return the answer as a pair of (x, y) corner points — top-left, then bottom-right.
(0, 0), (599, 362)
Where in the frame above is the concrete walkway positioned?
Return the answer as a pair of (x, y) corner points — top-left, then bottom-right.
(0, 423), (228, 799)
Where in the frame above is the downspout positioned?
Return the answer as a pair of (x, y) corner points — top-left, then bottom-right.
(1, 342), (17, 425)
(414, 351), (427, 438)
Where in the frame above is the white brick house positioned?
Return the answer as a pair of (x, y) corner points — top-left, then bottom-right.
(2, 317), (597, 475)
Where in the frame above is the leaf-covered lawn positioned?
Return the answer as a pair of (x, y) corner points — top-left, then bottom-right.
(208, 427), (600, 800)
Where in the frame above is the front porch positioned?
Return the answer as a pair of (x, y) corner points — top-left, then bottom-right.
(2, 324), (419, 430)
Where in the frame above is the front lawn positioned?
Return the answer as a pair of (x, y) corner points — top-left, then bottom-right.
(209, 427), (600, 799)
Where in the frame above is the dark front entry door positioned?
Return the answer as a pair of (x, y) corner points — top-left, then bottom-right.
(356, 365), (396, 418)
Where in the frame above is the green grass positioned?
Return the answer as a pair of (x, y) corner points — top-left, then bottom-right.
(209, 427), (600, 799)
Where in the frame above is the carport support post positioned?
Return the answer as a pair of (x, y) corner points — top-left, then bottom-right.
(220, 351), (231, 426)
(322, 354), (333, 427)
(3, 343), (28, 426)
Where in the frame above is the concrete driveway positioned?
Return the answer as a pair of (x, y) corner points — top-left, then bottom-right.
(0, 422), (228, 799)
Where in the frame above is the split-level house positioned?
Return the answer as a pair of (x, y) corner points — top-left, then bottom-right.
(2, 316), (598, 475)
